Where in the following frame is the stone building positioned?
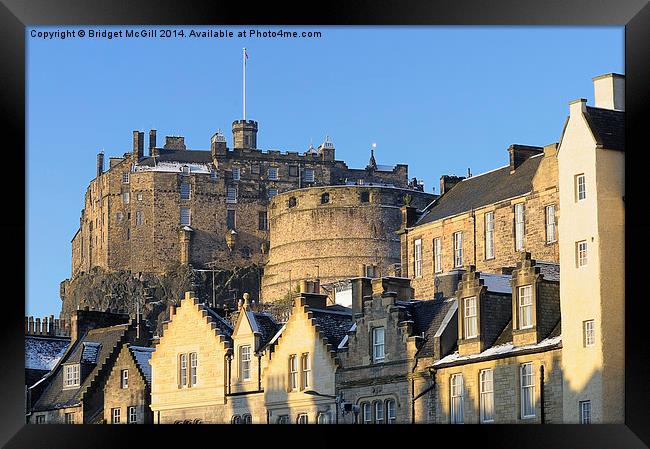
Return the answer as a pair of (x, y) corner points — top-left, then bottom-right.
(28, 309), (151, 424)
(398, 141), (559, 299)
(103, 344), (154, 424)
(25, 316), (70, 388)
(262, 185), (435, 302)
(557, 73), (625, 424)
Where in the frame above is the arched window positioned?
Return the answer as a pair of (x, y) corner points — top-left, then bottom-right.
(386, 399), (396, 424)
(362, 403), (372, 424)
(360, 191), (370, 203)
(374, 401), (384, 424)
(231, 415), (241, 424)
(288, 197), (297, 208)
(321, 192), (330, 204)
(242, 414), (252, 424)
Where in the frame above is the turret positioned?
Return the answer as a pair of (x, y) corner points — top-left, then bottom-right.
(232, 120), (258, 149)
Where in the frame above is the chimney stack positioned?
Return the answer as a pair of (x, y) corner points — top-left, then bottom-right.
(133, 131), (144, 160)
(96, 151), (104, 177)
(507, 144), (543, 172)
(211, 130), (227, 158)
(593, 73), (624, 111)
(149, 129), (157, 155)
(439, 175), (465, 195)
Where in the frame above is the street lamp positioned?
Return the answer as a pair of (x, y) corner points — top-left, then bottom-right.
(303, 390), (341, 424)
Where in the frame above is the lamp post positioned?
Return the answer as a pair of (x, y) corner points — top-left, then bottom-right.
(303, 390), (341, 424)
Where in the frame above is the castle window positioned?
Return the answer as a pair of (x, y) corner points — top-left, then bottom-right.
(434, 238), (442, 273)
(232, 167), (241, 181)
(180, 183), (191, 200)
(413, 239), (422, 278)
(121, 369), (129, 389)
(372, 327), (385, 362)
(386, 399), (396, 424)
(450, 373), (464, 424)
(179, 353), (187, 387)
(227, 210), (236, 230)
(268, 167), (279, 180)
(180, 208), (191, 226)
(304, 169), (315, 183)
(189, 352), (198, 386)
(485, 212), (495, 259)
(453, 232), (463, 268)
(244, 135), (250, 147)
(576, 241), (588, 267)
(123, 191), (130, 204)
(122, 172), (129, 184)
(514, 203), (525, 251)
(545, 205), (557, 243)
(317, 412), (331, 424)
(226, 187), (237, 204)
(583, 320), (595, 347)
(268, 188), (278, 200)
(297, 414), (309, 424)
(463, 296), (478, 339)
(289, 165), (298, 177)
(258, 211), (268, 231)
(576, 174), (586, 201)
(520, 363), (535, 419)
(65, 413), (75, 424)
(181, 165), (190, 176)
(360, 191), (370, 203)
(240, 345), (251, 381)
(63, 364), (80, 388)
(321, 192), (330, 204)
(111, 408), (121, 424)
(518, 285), (533, 329)
(300, 353), (311, 390)
(289, 354), (298, 390)
(135, 211), (143, 226)
(243, 414), (252, 424)
(288, 197), (297, 208)
(251, 164), (260, 175)
(480, 369), (494, 423)
(580, 401), (591, 424)
(374, 401), (384, 424)
(128, 406), (137, 424)
(362, 403), (372, 424)
(231, 415), (241, 424)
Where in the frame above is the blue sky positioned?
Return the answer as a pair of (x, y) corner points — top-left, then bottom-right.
(26, 26), (623, 316)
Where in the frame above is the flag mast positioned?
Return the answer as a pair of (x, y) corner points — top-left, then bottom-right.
(243, 47), (247, 120)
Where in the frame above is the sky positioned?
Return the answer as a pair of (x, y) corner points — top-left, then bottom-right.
(26, 26), (623, 317)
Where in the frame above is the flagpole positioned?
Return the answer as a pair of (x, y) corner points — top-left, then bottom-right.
(243, 47), (246, 120)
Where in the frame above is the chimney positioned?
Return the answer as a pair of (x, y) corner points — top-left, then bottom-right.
(211, 130), (227, 158)
(507, 144), (543, 172)
(164, 136), (186, 150)
(96, 151), (104, 177)
(439, 175), (465, 195)
(133, 131), (144, 160)
(300, 292), (328, 309)
(593, 73), (624, 111)
(149, 129), (157, 155)
(351, 277), (373, 317)
(70, 309), (130, 343)
(400, 204), (418, 229)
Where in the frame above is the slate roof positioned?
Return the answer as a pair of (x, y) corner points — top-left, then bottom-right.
(205, 307), (234, 339)
(32, 323), (130, 411)
(138, 149), (213, 166)
(395, 298), (457, 358)
(585, 106), (625, 151)
(249, 312), (282, 350)
(80, 342), (102, 364)
(129, 346), (154, 385)
(309, 306), (353, 350)
(25, 336), (70, 372)
(416, 154), (544, 225)
(536, 261), (560, 282)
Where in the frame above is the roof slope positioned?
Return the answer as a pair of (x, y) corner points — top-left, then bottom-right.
(139, 149), (213, 166)
(129, 346), (154, 385)
(309, 307), (353, 350)
(25, 336), (70, 372)
(396, 298), (456, 358)
(416, 155), (543, 225)
(249, 311), (282, 349)
(586, 106), (624, 151)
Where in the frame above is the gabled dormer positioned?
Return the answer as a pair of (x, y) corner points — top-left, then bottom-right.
(511, 252), (560, 347)
(456, 267), (512, 356)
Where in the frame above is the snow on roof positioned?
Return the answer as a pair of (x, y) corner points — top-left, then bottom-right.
(337, 323), (357, 349)
(480, 273), (511, 294)
(81, 342), (102, 364)
(376, 164), (395, 172)
(130, 346), (154, 384)
(433, 335), (562, 367)
(265, 324), (287, 348)
(25, 336), (70, 371)
(135, 161), (212, 174)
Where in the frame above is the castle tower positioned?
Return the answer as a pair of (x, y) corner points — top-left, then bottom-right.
(232, 120), (258, 149)
(557, 73), (625, 423)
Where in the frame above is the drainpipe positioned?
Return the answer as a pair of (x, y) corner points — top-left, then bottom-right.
(540, 365), (545, 424)
(257, 353), (262, 391)
(472, 209), (477, 267)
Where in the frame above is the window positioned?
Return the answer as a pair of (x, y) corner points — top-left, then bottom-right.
(135, 211), (143, 226)
(180, 208), (191, 226)
(289, 355), (298, 390)
(515, 203), (525, 251)
(35, 415), (45, 424)
(242, 414), (252, 424)
(179, 353), (187, 387)
(453, 232), (463, 268)
(181, 165), (190, 176)
(232, 167), (241, 181)
(297, 414), (309, 424)
(227, 210), (236, 230)
(301, 353), (311, 389)
(434, 238), (442, 273)
(65, 413), (75, 424)
(304, 169), (315, 183)
(480, 369), (494, 423)
(289, 165), (298, 177)
(126, 227), (130, 241)
(545, 205), (557, 243)
(210, 169), (218, 180)
(268, 167), (279, 180)
(226, 187), (237, 204)
(386, 399), (396, 424)
(317, 412), (331, 424)
(321, 192), (330, 204)
(485, 212), (495, 259)
(64, 364), (80, 388)
(180, 182), (191, 200)
(463, 297), (478, 339)
(123, 191), (130, 204)
(520, 363), (535, 418)
(518, 285), (533, 329)
(374, 401), (384, 424)
(128, 406), (137, 424)
(576, 174), (586, 201)
(137, 192), (143, 201)
(450, 374), (464, 424)
(365, 265), (377, 278)
(277, 415), (289, 424)
(121, 369), (129, 389)
(189, 352), (197, 386)
(413, 239), (422, 278)
(577, 241), (588, 267)
(258, 211), (268, 231)
(362, 403), (372, 424)
(122, 172), (129, 184)
(583, 320), (595, 347)
(231, 415), (241, 424)
(268, 188), (278, 200)
(116, 211), (123, 221)
(580, 401), (591, 424)
(112, 408), (121, 424)
(372, 327), (385, 362)
(240, 345), (251, 381)
(288, 197), (297, 208)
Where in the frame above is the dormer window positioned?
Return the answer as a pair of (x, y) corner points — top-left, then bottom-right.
(64, 364), (80, 388)
(463, 297), (478, 339)
(518, 286), (534, 329)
